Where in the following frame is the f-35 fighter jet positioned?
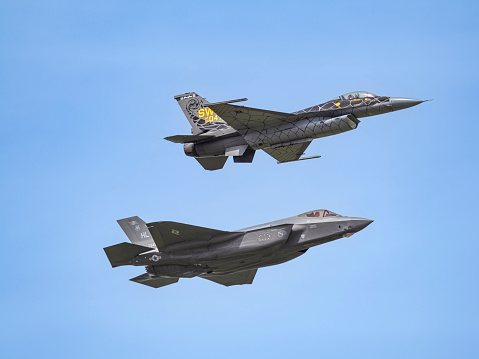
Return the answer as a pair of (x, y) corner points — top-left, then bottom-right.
(166, 91), (426, 170)
(104, 210), (373, 288)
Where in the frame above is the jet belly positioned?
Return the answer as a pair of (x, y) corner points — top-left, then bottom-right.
(244, 115), (359, 149)
(185, 135), (248, 158)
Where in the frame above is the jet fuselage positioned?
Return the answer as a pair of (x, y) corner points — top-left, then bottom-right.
(130, 212), (372, 277)
(176, 92), (424, 165)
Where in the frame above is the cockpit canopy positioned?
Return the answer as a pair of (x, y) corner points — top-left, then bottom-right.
(331, 91), (378, 101)
(298, 209), (341, 218)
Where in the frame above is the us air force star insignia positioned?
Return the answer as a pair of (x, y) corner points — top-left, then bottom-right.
(171, 229), (180, 235)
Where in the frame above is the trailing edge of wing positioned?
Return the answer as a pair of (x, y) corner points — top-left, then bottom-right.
(130, 273), (179, 288)
(200, 269), (258, 286)
(164, 134), (214, 143)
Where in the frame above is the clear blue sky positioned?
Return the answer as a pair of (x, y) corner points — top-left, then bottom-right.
(1, 1), (478, 358)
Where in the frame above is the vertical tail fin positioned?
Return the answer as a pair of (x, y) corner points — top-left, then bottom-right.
(174, 92), (229, 134)
(117, 216), (156, 249)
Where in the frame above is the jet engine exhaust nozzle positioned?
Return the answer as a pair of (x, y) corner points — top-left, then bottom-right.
(183, 142), (197, 157)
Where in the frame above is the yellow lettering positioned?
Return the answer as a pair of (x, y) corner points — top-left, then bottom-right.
(205, 108), (214, 116)
(198, 108), (205, 117)
(202, 113), (222, 124)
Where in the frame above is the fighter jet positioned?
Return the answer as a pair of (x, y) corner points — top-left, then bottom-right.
(165, 91), (426, 170)
(104, 210), (373, 288)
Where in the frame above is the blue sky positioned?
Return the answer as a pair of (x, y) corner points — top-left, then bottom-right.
(1, 1), (478, 358)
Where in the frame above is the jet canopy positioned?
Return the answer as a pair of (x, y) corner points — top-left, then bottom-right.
(298, 210), (341, 218)
(331, 91), (378, 101)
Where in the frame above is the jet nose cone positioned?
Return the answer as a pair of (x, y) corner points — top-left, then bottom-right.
(352, 219), (374, 232)
(389, 97), (424, 111)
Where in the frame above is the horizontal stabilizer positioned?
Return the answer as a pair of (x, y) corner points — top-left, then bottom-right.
(130, 273), (179, 288)
(103, 242), (153, 268)
(195, 156), (228, 171)
(164, 134), (214, 143)
(201, 269), (258, 286)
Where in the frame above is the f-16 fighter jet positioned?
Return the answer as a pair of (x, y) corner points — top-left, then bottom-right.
(166, 91), (426, 170)
(104, 210), (373, 288)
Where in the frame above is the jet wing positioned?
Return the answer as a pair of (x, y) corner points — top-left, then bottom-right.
(147, 221), (234, 249)
(164, 134), (214, 143)
(201, 269), (258, 286)
(130, 273), (179, 288)
(263, 140), (312, 163)
(207, 103), (293, 133)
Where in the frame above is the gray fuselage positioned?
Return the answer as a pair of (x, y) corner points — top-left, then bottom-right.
(132, 214), (372, 278)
